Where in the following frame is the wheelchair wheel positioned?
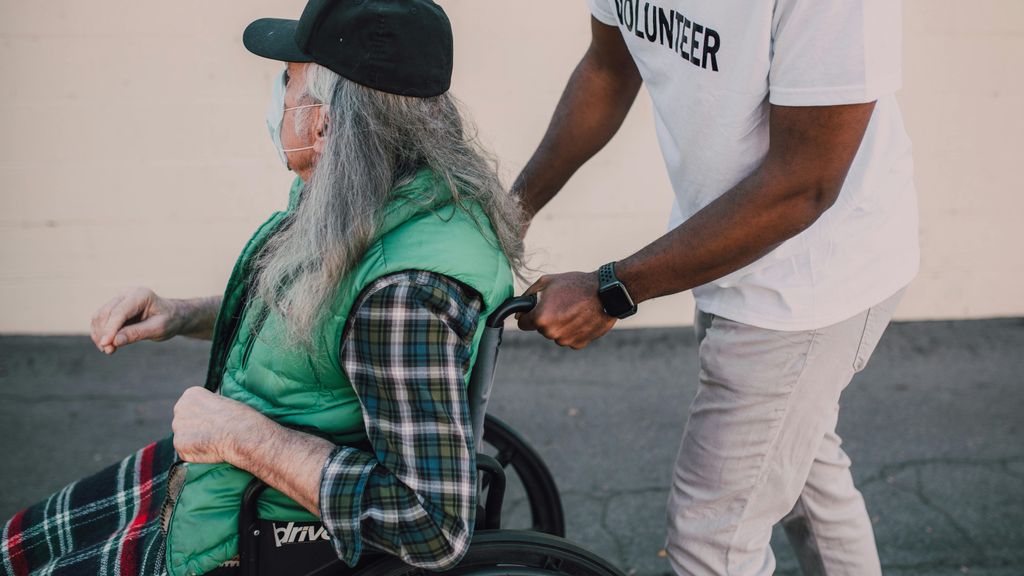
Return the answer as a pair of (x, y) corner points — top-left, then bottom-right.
(353, 530), (623, 576)
(482, 415), (565, 537)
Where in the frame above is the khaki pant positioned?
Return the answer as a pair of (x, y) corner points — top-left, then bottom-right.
(666, 287), (906, 575)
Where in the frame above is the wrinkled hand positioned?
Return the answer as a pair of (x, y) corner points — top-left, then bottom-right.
(516, 271), (616, 349)
(172, 387), (266, 465)
(90, 287), (184, 355)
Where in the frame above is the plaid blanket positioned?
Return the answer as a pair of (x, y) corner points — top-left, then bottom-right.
(2, 438), (178, 576)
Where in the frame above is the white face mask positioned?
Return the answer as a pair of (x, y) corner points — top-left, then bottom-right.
(266, 67), (323, 169)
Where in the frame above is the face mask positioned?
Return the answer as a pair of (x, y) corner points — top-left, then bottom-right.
(266, 67), (323, 168)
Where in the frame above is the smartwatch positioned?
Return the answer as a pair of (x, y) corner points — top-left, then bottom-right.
(597, 262), (637, 319)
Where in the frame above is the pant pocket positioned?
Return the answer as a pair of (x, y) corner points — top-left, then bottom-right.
(852, 287), (906, 373)
(694, 306), (716, 347)
(852, 309), (879, 373)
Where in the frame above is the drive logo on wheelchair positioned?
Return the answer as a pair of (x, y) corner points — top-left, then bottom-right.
(271, 521), (331, 548)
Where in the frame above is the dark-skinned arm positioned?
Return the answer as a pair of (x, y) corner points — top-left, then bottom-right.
(513, 17), (642, 223)
(617, 102), (876, 302)
(518, 102), (877, 349)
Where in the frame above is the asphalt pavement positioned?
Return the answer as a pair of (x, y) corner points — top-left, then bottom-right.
(1, 317), (1022, 575)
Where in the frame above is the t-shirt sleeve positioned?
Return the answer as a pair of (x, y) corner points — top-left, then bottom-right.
(586, 0), (619, 27)
(769, 0), (902, 106)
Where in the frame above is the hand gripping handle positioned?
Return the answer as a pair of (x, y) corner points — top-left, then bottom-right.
(486, 294), (538, 328)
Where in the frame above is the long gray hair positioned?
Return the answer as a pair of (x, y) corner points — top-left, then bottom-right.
(250, 64), (525, 349)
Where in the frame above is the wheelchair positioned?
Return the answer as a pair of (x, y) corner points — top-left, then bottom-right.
(231, 295), (623, 576)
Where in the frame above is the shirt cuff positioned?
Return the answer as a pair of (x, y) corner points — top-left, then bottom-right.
(318, 445), (377, 566)
(769, 75), (902, 107)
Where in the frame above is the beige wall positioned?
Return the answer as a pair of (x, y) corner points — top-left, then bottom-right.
(0, 1), (1021, 334)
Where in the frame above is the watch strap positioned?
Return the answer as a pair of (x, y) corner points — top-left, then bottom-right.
(598, 262), (617, 289)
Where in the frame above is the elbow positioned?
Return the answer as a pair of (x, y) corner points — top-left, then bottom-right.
(398, 494), (476, 570)
(807, 180), (842, 214)
(778, 180), (842, 236)
(400, 521), (474, 571)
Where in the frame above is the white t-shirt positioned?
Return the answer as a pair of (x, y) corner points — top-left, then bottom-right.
(587, 0), (919, 330)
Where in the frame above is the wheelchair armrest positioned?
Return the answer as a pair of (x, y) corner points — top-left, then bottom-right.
(475, 453), (506, 530)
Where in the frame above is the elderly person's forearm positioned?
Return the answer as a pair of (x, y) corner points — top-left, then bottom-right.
(229, 416), (335, 515)
(216, 404), (475, 570)
(172, 295), (223, 340)
(171, 386), (333, 514)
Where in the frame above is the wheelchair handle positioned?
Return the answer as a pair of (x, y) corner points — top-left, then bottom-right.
(486, 294), (537, 328)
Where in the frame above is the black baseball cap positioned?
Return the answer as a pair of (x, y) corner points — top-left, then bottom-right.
(243, 0), (453, 98)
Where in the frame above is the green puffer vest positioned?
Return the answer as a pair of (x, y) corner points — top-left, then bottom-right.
(164, 170), (514, 576)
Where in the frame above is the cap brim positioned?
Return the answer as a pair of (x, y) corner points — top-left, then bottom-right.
(243, 18), (312, 63)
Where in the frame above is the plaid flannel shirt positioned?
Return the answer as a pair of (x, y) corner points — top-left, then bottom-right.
(318, 270), (482, 570)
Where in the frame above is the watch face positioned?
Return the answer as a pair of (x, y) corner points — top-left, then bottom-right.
(599, 283), (635, 317)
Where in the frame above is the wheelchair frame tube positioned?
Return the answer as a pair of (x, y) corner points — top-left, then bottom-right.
(469, 295), (537, 446)
(239, 478), (269, 576)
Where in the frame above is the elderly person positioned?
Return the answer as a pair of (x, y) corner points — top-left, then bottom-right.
(1, 1), (522, 575)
